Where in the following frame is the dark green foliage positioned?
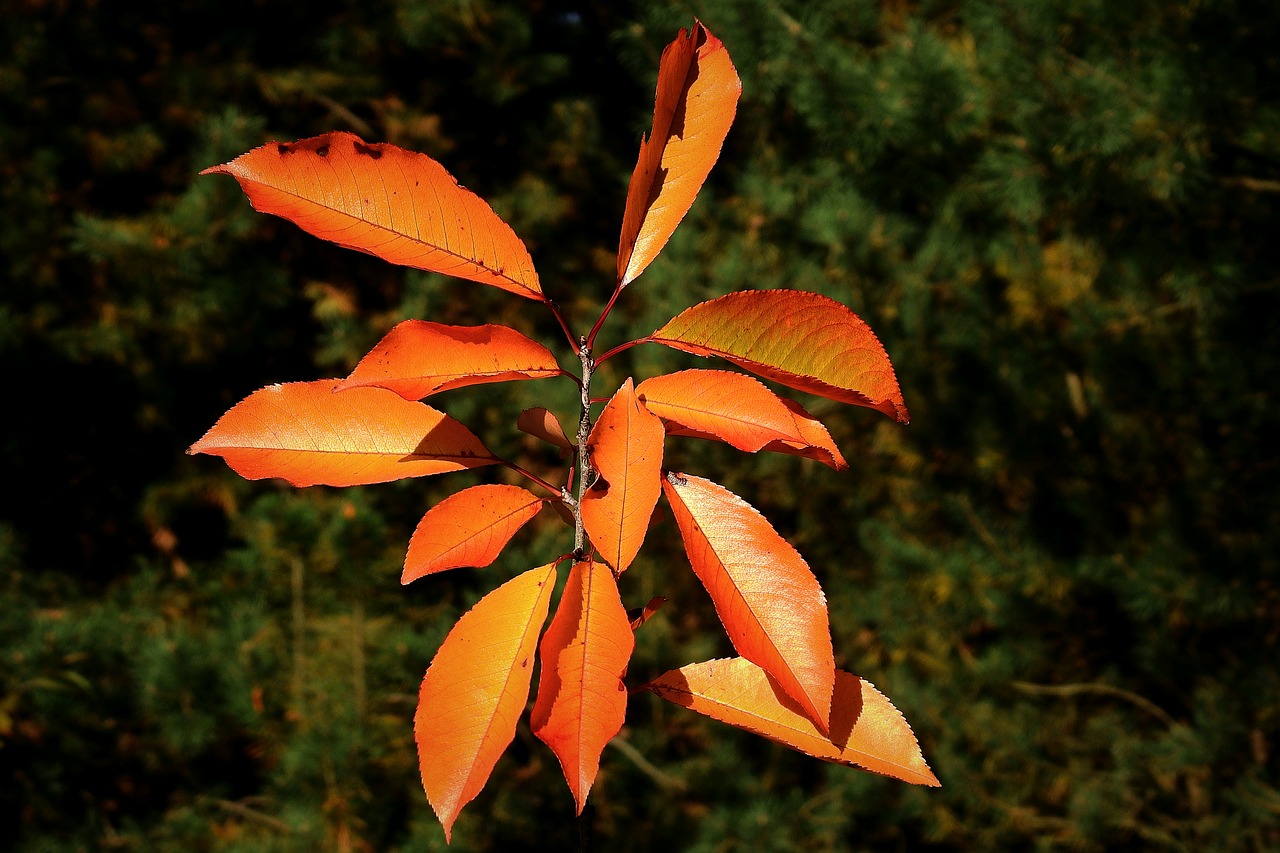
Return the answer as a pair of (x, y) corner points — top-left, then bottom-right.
(2, 1), (1277, 850)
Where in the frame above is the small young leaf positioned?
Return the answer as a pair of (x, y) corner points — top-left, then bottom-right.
(617, 21), (741, 287)
(202, 132), (543, 300)
(336, 321), (560, 400)
(645, 658), (940, 787)
(652, 290), (909, 422)
(580, 379), (664, 573)
(517, 407), (575, 454)
(636, 369), (847, 470)
(188, 380), (496, 487)
(661, 473), (835, 733)
(402, 485), (546, 584)
(627, 596), (668, 631)
(531, 560), (634, 814)
(416, 563), (557, 842)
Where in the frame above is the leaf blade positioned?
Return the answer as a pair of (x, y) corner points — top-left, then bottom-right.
(402, 485), (546, 583)
(580, 379), (664, 573)
(188, 380), (496, 487)
(661, 473), (835, 732)
(517, 407), (575, 454)
(617, 21), (741, 286)
(636, 369), (847, 470)
(645, 657), (939, 787)
(203, 132), (542, 300)
(531, 560), (634, 813)
(336, 320), (561, 400)
(415, 563), (558, 841)
(652, 290), (909, 422)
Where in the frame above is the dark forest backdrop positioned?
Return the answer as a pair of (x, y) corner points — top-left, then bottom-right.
(3, 1), (1278, 850)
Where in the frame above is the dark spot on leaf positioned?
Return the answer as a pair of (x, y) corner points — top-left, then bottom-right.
(521, 658), (529, 668)
(315, 145), (329, 157)
(277, 143), (294, 155)
(353, 140), (384, 159)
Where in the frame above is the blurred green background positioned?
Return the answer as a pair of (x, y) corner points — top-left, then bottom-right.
(3, 1), (1278, 850)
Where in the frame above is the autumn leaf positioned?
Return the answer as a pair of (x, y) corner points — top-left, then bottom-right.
(188, 380), (496, 487)
(617, 21), (741, 287)
(402, 485), (546, 583)
(661, 473), (835, 733)
(336, 320), (561, 400)
(636, 369), (847, 470)
(627, 596), (668, 631)
(416, 563), (557, 841)
(203, 132), (542, 300)
(651, 290), (909, 422)
(580, 379), (664, 573)
(517, 407), (575, 454)
(645, 657), (939, 787)
(531, 560), (634, 813)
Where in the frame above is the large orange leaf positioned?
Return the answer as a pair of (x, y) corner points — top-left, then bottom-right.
(530, 560), (634, 814)
(402, 485), (546, 584)
(635, 369), (847, 470)
(416, 563), (557, 841)
(188, 380), (496, 487)
(661, 473), (835, 733)
(336, 320), (560, 400)
(203, 132), (542, 300)
(651, 290), (909, 423)
(617, 21), (741, 287)
(580, 379), (664, 573)
(645, 658), (940, 787)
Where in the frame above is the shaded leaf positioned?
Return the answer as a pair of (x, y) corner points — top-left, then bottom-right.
(645, 658), (940, 787)
(617, 21), (741, 287)
(661, 473), (834, 732)
(402, 485), (545, 584)
(636, 369), (847, 470)
(416, 563), (557, 841)
(627, 596), (668, 631)
(188, 380), (496, 487)
(652, 290), (909, 422)
(580, 379), (664, 573)
(517, 407), (575, 454)
(336, 320), (560, 399)
(531, 560), (634, 814)
(203, 132), (542, 300)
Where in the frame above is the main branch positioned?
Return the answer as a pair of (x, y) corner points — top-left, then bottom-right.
(574, 336), (594, 558)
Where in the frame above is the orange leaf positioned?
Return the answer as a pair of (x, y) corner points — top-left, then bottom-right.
(652, 290), (909, 423)
(627, 596), (668, 631)
(661, 473), (835, 733)
(635, 369), (847, 470)
(416, 563), (557, 841)
(336, 321), (560, 400)
(202, 132), (542, 300)
(645, 657), (940, 787)
(580, 379), (664, 573)
(188, 380), (496, 487)
(530, 560), (634, 814)
(402, 485), (545, 584)
(517, 407), (575, 454)
(617, 21), (741, 287)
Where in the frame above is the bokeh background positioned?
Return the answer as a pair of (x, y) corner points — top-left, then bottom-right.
(4, 1), (1278, 850)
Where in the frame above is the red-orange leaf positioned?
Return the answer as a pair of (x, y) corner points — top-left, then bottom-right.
(645, 658), (940, 787)
(617, 21), (741, 287)
(580, 379), (664, 573)
(402, 485), (545, 584)
(202, 132), (542, 300)
(517, 407), (575, 454)
(530, 560), (634, 814)
(635, 369), (847, 470)
(627, 596), (668, 631)
(651, 290), (909, 423)
(188, 380), (496, 487)
(661, 473), (835, 733)
(336, 321), (560, 400)
(416, 563), (557, 841)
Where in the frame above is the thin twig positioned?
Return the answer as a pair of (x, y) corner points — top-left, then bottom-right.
(607, 737), (689, 793)
(1011, 680), (1177, 727)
